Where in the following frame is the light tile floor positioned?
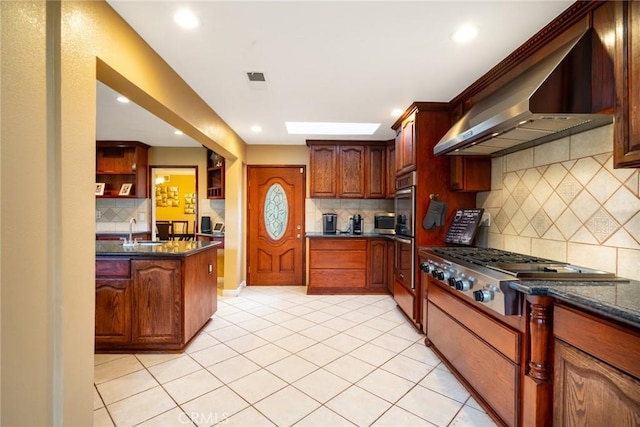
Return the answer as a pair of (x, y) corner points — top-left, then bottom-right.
(94, 286), (497, 427)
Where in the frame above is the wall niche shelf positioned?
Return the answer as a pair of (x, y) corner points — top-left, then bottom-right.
(206, 149), (225, 199)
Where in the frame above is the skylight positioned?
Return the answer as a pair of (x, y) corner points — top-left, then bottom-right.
(285, 122), (380, 135)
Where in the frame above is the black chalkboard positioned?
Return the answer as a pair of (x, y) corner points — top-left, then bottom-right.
(444, 208), (484, 245)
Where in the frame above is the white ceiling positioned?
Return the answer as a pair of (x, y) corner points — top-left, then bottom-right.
(98, 0), (573, 148)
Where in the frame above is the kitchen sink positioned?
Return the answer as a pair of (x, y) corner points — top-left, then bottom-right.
(136, 241), (165, 246)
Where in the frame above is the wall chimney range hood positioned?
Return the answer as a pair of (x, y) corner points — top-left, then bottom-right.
(434, 29), (614, 157)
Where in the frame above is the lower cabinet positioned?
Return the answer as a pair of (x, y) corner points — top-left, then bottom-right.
(95, 248), (217, 351)
(308, 237), (391, 294)
(553, 305), (640, 425)
(131, 259), (182, 346)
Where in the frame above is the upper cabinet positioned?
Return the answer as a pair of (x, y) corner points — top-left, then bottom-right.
(614, 0), (640, 168)
(308, 140), (389, 199)
(450, 156), (492, 192)
(96, 141), (149, 198)
(395, 112), (416, 175)
(206, 149), (225, 199)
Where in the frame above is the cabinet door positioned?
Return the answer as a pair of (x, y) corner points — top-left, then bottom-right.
(95, 279), (131, 345)
(368, 239), (388, 290)
(386, 143), (396, 198)
(450, 157), (491, 192)
(309, 145), (338, 197)
(339, 146), (365, 198)
(131, 259), (182, 345)
(614, 0), (640, 168)
(396, 114), (416, 175)
(554, 339), (640, 426)
(365, 145), (386, 199)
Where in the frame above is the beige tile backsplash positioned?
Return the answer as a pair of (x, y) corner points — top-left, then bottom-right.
(477, 124), (640, 281)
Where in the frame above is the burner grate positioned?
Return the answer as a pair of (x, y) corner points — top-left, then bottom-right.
(433, 247), (558, 266)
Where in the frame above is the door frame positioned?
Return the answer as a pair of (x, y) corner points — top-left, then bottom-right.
(246, 165), (307, 286)
(150, 165), (199, 240)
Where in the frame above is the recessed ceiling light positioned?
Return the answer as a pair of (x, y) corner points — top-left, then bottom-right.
(285, 122), (380, 136)
(116, 96), (130, 103)
(174, 130), (183, 135)
(451, 24), (478, 44)
(250, 125), (262, 133)
(391, 108), (403, 118)
(174, 8), (199, 29)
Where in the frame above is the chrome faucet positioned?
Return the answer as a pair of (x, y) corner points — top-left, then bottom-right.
(123, 218), (138, 247)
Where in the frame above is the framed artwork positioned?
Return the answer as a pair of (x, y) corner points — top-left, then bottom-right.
(119, 183), (133, 196)
(95, 183), (105, 196)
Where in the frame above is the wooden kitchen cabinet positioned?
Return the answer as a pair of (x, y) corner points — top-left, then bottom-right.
(309, 144), (338, 198)
(395, 113), (416, 175)
(367, 239), (389, 291)
(95, 259), (132, 345)
(450, 156), (492, 192)
(131, 259), (182, 345)
(365, 145), (386, 199)
(339, 145), (365, 198)
(553, 304), (640, 425)
(614, 0), (640, 168)
(95, 245), (218, 352)
(96, 141), (149, 198)
(206, 149), (225, 199)
(308, 237), (391, 294)
(307, 140), (389, 199)
(386, 141), (395, 198)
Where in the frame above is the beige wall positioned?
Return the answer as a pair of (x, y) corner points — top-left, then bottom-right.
(1, 1), (247, 425)
(477, 124), (640, 281)
(246, 144), (310, 195)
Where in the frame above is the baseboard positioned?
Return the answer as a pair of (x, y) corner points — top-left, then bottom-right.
(221, 280), (246, 297)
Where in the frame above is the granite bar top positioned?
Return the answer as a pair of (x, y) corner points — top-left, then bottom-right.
(305, 232), (395, 239)
(510, 280), (640, 329)
(96, 240), (221, 257)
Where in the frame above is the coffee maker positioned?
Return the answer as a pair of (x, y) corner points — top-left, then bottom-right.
(352, 214), (363, 235)
(322, 213), (337, 234)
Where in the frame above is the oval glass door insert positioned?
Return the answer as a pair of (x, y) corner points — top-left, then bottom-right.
(264, 183), (288, 240)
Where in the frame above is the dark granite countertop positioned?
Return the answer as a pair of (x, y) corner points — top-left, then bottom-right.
(305, 232), (395, 239)
(510, 280), (640, 329)
(96, 240), (221, 257)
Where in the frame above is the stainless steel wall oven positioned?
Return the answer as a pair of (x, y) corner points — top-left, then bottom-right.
(394, 172), (416, 290)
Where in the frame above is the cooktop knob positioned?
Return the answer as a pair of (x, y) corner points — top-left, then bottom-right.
(419, 262), (433, 273)
(455, 279), (472, 291)
(473, 289), (494, 302)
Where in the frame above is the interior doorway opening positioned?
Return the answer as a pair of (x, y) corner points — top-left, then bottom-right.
(150, 166), (198, 241)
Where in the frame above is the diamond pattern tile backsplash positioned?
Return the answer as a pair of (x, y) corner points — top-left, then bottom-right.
(477, 124), (640, 281)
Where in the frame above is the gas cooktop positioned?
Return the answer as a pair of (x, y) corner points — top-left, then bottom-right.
(431, 246), (619, 280)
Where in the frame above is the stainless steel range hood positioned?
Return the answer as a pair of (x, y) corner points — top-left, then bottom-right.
(434, 29), (613, 157)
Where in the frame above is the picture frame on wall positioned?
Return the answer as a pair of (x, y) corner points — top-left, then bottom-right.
(119, 183), (133, 196)
(95, 183), (105, 196)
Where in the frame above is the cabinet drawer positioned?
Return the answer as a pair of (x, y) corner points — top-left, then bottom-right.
(429, 284), (520, 362)
(310, 250), (366, 269)
(310, 239), (366, 251)
(96, 259), (130, 278)
(309, 269), (366, 287)
(429, 303), (518, 426)
(554, 304), (640, 379)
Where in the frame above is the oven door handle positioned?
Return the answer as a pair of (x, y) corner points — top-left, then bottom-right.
(395, 188), (413, 196)
(395, 236), (412, 245)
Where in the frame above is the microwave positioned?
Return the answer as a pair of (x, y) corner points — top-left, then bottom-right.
(374, 213), (395, 235)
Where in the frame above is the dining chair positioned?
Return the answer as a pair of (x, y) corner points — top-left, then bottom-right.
(156, 221), (172, 241)
(172, 220), (190, 240)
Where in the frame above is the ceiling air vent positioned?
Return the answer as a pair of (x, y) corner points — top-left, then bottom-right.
(246, 72), (266, 82)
